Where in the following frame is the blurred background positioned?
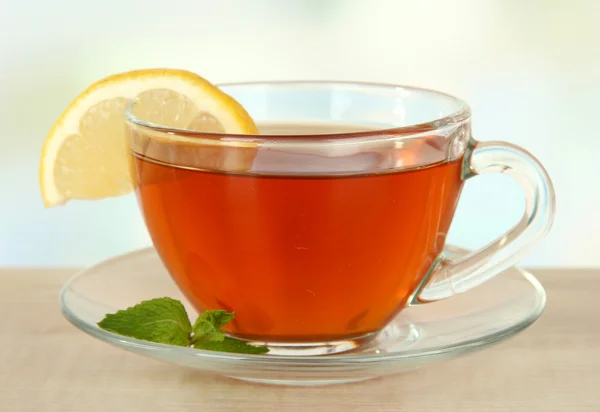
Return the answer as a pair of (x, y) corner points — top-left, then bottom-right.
(0, 0), (596, 267)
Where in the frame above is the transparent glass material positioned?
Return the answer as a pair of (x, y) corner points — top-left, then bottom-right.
(127, 82), (472, 176)
(124, 82), (555, 351)
(60, 246), (547, 386)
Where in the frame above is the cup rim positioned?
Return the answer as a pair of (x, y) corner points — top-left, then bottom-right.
(124, 80), (472, 144)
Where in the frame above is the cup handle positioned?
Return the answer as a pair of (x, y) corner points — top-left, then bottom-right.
(410, 140), (556, 304)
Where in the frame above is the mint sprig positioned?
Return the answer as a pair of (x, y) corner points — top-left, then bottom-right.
(97, 298), (269, 354)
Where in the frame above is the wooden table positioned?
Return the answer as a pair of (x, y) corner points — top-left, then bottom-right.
(1, 268), (598, 411)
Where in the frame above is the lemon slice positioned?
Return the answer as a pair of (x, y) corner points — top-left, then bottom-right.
(39, 68), (258, 207)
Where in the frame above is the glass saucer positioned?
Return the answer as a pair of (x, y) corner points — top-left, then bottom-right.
(60, 245), (546, 386)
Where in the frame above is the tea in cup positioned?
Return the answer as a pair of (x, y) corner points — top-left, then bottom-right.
(126, 82), (554, 353)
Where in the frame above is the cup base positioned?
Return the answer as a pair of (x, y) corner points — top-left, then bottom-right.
(236, 331), (380, 356)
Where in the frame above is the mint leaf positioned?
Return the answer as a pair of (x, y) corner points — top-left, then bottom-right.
(97, 297), (191, 347)
(191, 310), (270, 354)
(98, 302), (270, 355)
(191, 309), (235, 343)
(194, 337), (269, 354)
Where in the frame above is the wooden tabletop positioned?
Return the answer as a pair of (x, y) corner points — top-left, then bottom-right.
(1, 268), (598, 411)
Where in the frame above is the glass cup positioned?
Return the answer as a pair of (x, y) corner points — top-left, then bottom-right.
(125, 82), (555, 355)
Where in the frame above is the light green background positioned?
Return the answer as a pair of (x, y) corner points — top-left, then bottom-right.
(1, 0), (594, 267)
